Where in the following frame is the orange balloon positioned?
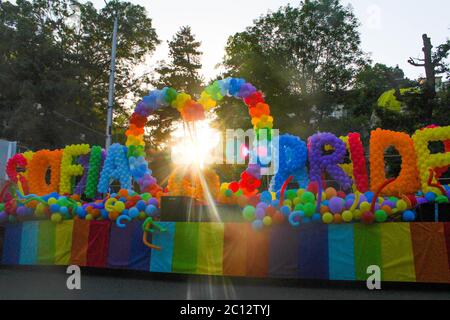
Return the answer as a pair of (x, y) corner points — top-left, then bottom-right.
(334, 214), (343, 224)
(108, 211), (120, 221)
(320, 205), (329, 214)
(382, 205), (393, 216)
(325, 187), (337, 199)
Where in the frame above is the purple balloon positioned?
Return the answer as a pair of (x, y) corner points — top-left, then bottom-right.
(382, 200), (395, 208)
(74, 153), (90, 195)
(345, 199), (354, 210)
(255, 208), (265, 219)
(148, 198), (159, 207)
(256, 202), (268, 210)
(329, 197), (344, 214)
(16, 206), (28, 217)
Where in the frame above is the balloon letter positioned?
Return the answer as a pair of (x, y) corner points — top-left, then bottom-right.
(348, 133), (369, 192)
(309, 132), (353, 190)
(370, 129), (420, 195)
(412, 126), (450, 194)
(60, 144), (90, 194)
(27, 149), (63, 196)
(97, 143), (132, 193)
(84, 146), (104, 198)
(6, 154), (27, 183)
(270, 134), (309, 192)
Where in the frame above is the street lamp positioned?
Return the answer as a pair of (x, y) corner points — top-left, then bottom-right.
(104, 0), (118, 149)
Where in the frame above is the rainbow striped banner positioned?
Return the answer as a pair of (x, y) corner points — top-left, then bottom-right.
(2, 221), (450, 283)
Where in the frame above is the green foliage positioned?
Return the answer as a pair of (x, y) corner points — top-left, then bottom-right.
(0, 0), (159, 149)
(221, 0), (367, 138)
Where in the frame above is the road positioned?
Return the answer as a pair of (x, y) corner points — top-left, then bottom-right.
(0, 266), (449, 300)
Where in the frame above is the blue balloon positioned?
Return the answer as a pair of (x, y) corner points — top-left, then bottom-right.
(425, 192), (436, 202)
(50, 204), (60, 213)
(260, 191), (272, 204)
(145, 205), (157, 216)
(312, 213), (322, 222)
(280, 205), (291, 216)
(403, 210), (415, 222)
(251, 219), (264, 231)
(365, 191), (374, 203)
(136, 200), (147, 211)
(100, 209), (109, 219)
(76, 207), (86, 218)
(128, 207), (140, 219)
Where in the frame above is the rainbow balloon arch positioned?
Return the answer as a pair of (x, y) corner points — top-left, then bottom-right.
(1, 78), (450, 284)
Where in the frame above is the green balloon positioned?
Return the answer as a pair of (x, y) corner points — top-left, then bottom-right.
(84, 146), (103, 198)
(436, 195), (449, 204)
(286, 190), (297, 200)
(303, 203), (316, 217)
(141, 193), (152, 201)
(242, 205), (256, 221)
(57, 197), (69, 207)
(375, 210), (387, 222)
(294, 204), (303, 211)
(0, 203), (4, 212)
(301, 191), (315, 204)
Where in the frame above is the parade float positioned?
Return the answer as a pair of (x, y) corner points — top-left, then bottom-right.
(1, 77), (450, 284)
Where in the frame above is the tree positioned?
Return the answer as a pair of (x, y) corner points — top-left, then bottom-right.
(408, 34), (450, 121)
(148, 25), (203, 149)
(220, 0), (367, 138)
(0, 0), (159, 149)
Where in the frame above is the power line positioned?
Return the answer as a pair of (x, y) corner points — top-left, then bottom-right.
(52, 110), (106, 137)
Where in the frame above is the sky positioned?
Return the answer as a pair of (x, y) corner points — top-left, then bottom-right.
(91, 0), (449, 82)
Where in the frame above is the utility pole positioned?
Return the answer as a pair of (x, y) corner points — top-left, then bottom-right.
(105, 7), (118, 149)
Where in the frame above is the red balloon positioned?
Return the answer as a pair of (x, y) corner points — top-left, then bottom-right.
(361, 212), (375, 224)
(337, 191), (346, 199)
(229, 182), (240, 193)
(307, 181), (319, 194)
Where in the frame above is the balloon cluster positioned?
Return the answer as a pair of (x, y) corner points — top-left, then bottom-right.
(60, 144), (90, 194)
(309, 133), (353, 190)
(6, 154), (27, 183)
(127, 78), (275, 197)
(423, 125), (450, 179)
(74, 153), (90, 196)
(269, 134), (309, 192)
(168, 168), (220, 202)
(27, 150), (62, 196)
(84, 146), (105, 199)
(413, 126), (450, 195)
(348, 133), (369, 192)
(240, 185), (450, 230)
(97, 143), (132, 193)
(370, 129), (420, 195)
(0, 188), (160, 225)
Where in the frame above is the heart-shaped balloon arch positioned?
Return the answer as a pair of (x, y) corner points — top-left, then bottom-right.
(126, 78), (273, 196)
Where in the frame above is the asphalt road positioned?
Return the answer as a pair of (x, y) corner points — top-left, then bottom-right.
(0, 266), (449, 300)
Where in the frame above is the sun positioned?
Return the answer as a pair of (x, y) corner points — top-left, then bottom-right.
(170, 118), (221, 169)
